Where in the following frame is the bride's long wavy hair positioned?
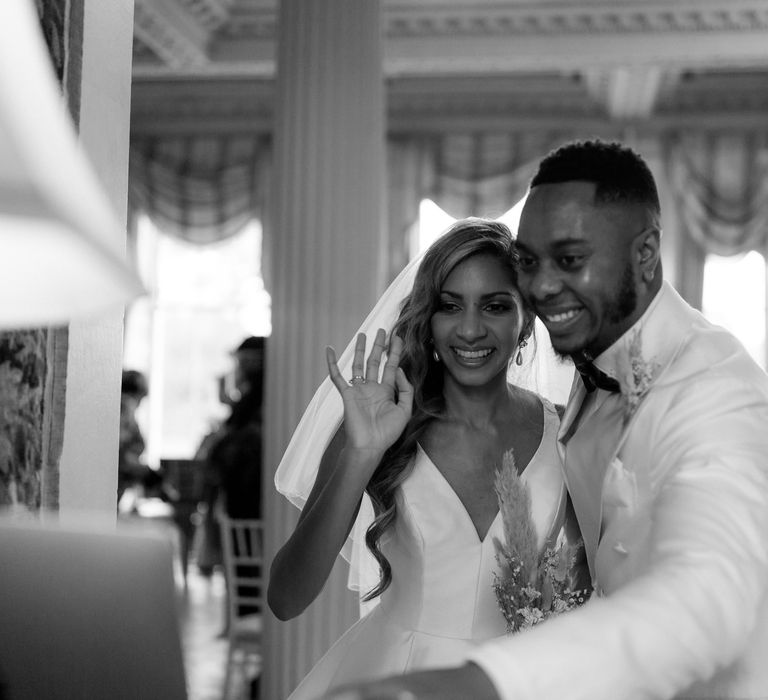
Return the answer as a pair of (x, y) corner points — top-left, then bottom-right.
(362, 217), (534, 601)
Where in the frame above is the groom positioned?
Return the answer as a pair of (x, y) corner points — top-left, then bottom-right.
(324, 140), (768, 699)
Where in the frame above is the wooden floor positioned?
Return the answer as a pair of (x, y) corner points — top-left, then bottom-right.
(176, 566), (230, 700)
(119, 508), (259, 700)
(176, 543), (265, 700)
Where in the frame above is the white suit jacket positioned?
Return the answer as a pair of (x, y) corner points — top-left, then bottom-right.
(467, 282), (768, 700)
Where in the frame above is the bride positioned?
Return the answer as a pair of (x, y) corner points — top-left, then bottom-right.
(269, 218), (580, 699)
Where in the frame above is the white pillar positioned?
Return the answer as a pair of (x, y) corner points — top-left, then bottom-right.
(262, 1), (386, 696)
(58, 0), (134, 524)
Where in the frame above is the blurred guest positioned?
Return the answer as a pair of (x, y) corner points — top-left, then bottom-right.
(118, 370), (159, 506)
(195, 337), (265, 584)
(209, 335), (264, 519)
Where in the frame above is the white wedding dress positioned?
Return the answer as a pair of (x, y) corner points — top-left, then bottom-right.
(287, 398), (565, 700)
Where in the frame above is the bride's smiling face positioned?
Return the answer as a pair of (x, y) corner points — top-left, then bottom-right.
(430, 253), (526, 389)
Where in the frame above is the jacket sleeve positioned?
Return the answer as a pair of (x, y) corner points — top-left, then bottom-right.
(466, 373), (768, 700)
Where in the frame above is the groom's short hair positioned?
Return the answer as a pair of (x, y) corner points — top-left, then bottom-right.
(531, 139), (661, 223)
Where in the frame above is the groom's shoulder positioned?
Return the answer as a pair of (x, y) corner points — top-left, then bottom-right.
(652, 283), (754, 376)
(661, 314), (766, 393)
(643, 327), (768, 452)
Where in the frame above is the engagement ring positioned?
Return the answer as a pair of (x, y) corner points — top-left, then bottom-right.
(349, 375), (366, 385)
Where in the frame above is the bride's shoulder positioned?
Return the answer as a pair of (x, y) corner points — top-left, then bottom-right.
(507, 385), (563, 421)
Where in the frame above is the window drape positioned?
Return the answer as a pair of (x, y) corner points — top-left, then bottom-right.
(128, 134), (271, 245)
(128, 131), (576, 283)
(385, 131), (578, 282)
(665, 131), (768, 308)
(128, 130), (768, 311)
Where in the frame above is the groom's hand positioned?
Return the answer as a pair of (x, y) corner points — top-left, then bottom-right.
(320, 664), (500, 700)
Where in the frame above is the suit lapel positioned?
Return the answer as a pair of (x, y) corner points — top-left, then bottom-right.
(557, 374), (584, 451)
(562, 392), (625, 579)
(558, 284), (695, 581)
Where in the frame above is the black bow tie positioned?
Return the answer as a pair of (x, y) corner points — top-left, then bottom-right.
(572, 353), (621, 394)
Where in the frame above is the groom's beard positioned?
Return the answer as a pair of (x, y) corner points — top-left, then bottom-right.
(607, 262), (638, 325)
(547, 262), (638, 361)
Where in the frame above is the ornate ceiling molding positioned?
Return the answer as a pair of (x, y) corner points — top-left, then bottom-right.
(130, 1), (768, 135)
(132, 0), (768, 78)
(134, 0), (211, 69)
(382, 1), (768, 37)
(175, 0), (233, 31)
(203, 0), (768, 39)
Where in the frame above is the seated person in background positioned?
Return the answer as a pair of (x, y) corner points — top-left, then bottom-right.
(118, 370), (160, 506)
(197, 337), (265, 609)
(118, 369), (176, 510)
(209, 335), (264, 520)
(197, 336), (264, 522)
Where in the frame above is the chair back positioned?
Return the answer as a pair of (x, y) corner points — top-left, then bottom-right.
(219, 516), (264, 618)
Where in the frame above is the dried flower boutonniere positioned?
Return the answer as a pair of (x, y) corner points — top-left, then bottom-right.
(492, 450), (590, 633)
(621, 329), (659, 426)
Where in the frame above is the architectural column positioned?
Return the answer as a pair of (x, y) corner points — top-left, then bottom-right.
(58, 0), (134, 522)
(262, 1), (386, 697)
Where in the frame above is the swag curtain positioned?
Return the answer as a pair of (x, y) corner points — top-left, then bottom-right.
(386, 131), (578, 281)
(665, 131), (768, 311)
(127, 130), (576, 283)
(128, 130), (768, 278)
(128, 134), (271, 245)
(129, 130), (768, 311)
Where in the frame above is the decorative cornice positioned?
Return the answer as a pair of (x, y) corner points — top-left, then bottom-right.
(213, 3), (275, 39)
(195, 1), (768, 40)
(382, 1), (768, 37)
(133, 1), (768, 77)
(133, 0), (210, 69)
(130, 1), (768, 134)
(175, 0), (233, 31)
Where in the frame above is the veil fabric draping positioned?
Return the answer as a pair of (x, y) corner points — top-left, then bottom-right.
(274, 251), (426, 598)
(274, 239), (574, 601)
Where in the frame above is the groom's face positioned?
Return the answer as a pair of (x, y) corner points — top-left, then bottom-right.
(515, 181), (648, 358)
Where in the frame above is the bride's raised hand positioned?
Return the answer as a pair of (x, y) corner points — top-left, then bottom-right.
(327, 329), (413, 454)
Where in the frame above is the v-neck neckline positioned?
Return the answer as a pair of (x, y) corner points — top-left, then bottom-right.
(416, 399), (550, 544)
(417, 445), (501, 543)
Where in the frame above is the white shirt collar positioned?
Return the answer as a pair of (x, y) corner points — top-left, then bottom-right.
(592, 283), (668, 389)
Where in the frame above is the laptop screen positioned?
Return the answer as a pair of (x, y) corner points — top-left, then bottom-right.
(0, 519), (187, 700)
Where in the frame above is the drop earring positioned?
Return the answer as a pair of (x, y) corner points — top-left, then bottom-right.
(515, 338), (528, 366)
(429, 338), (440, 363)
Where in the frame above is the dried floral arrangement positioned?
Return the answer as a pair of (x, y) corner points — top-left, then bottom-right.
(492, 449), (590, 633)
(621, 329), (660, 426)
